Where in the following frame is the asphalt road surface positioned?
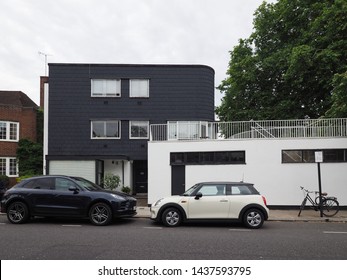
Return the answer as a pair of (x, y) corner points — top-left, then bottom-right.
(1, 215), (347, 260)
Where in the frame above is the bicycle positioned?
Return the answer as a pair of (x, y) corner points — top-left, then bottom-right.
(298, 186), (339, 217)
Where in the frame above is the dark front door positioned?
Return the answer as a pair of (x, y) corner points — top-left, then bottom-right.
(133, 160), (148, 193)
(171, 165), (185, 195)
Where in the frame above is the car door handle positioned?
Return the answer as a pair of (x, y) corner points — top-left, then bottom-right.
(219, 200), (228, 202)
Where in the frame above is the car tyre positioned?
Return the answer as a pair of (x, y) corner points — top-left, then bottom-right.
(7, 201), (30, 224)
(89, 203), (112, 226)
(162, 207), (182, 227)
(243, 208), (264, 229)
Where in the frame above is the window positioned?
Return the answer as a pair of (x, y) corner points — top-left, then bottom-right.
(0, 121), (19, 141)
(0, 157), (18, 177)
(170, 151), (246, 165)
(282, 149), (347, 163)
(168, 121), (209, 140)
(130, 79), (149, 98)
(130, 121), (149, 139)
(91, 121), (121, 139)
(55, 178), (77, 191)
(198, 184), (226, 196)
(91, 79), (121, 97)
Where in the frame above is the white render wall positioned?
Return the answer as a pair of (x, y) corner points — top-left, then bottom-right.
(148, 138), (347, 206)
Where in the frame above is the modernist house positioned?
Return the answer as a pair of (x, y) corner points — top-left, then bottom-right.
(148, 118), (347, 206)
(45, 63), (215, 194)
(0, 91), (39, 185)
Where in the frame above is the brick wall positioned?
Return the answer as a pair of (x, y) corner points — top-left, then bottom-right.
(0, 104), (37, 157)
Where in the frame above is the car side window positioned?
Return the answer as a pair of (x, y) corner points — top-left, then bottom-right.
(55, 178), (77, 191)
(231, 185), (252, 195)
(23, 178), (55, 190)
(198, 184), (226, 196)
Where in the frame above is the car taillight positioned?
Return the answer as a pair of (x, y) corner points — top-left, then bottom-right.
(262, 196), (267, 206)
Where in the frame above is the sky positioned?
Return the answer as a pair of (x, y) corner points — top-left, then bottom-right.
(0, 0), (274, 107)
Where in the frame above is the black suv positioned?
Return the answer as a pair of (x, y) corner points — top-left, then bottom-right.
(0, 175), (137, 226)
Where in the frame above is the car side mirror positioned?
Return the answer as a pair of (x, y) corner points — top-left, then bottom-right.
(69, 186), (79, 194)
(195, 192), (203, 200)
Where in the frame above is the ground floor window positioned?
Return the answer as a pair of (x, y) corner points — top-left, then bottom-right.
(0, 157), (18, 176)
(170, 151), (246, 165)
(282, 149), (347, 163)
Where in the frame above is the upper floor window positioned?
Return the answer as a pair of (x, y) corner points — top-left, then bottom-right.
(130, 79), (149, 98)
(130, 121), (149, 139)
(0, 121), (19, 142)
(91, 79), (121, 97)
(91, 120), (121, 139)
(0, 157), (18, 177)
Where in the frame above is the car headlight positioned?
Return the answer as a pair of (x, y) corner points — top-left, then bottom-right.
(153, 198), (163, 207)
(111, 194), (125, 200)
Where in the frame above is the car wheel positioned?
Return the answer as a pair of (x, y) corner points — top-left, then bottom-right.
(7, 201), (30, 224)
(89, 203), (112, 226)
(162, 207), (182, 227)
(243, 208), (264, 229)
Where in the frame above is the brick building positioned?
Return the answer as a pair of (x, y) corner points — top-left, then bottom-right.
(0, 91), (39, 185)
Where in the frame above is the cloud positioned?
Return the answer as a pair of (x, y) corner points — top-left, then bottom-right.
(0, 0), (272, 106)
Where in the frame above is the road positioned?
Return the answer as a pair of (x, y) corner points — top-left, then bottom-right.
(1, 215), (347, 259)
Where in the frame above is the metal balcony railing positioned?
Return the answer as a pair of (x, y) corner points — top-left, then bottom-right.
(149, 118), (347, 141)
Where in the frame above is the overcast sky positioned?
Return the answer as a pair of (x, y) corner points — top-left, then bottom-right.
(0, 0), (274, 106)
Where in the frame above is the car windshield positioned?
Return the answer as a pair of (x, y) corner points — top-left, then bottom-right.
(72, 177), (104, 191)
(182, 184), (200, 196)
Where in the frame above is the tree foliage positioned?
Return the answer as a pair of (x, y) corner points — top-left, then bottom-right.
(17, 139), (43, 176)
(216, 0), (347, 121)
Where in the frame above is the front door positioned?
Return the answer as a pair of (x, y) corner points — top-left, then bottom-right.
(171, 165), (185, 195)
(133, 160), (148, 193)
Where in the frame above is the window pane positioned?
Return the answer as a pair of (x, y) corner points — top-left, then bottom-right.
(130, 121), (148, 138)
(10, 123), (18, 140)
(282, 150), (302, 163)
(106, 122), (119, 138)
(92, 122), (104, 137)
(91, 80), (104, 95)
(0, 123), (6, 140)
(9, 158), (17, 176)
(130, 79), (149, 97)
(0, 158), (6, 175)
(302, 150), (315, 163)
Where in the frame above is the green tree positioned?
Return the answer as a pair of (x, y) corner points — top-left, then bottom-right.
(17, 139), (43, 176)
(325, 72), (347, 117)
(217, 0), (347, 121)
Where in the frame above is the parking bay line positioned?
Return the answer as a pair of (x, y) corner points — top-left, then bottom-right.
(229, 229), (252, 232)
(323, 231), (347, 234)
(62, 225), (82, 227)
(143, 226), (163, 230)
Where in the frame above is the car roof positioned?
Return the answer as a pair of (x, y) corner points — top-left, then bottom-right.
(196, 181), (253, 185)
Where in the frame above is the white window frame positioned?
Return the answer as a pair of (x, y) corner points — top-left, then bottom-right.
(129, 121), (149, 139)
(91, 120), (121, 139)
(0, 157), (18, 177)
(0, 121), (19, 142)
(91, 79), (121, 97)
(129, 79), (149, 98)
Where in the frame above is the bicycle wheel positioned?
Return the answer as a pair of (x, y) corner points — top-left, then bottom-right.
(298, 198), (307, 217)
(321, 198), (339, 217)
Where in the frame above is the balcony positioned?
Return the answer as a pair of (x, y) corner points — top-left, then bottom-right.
(149, 118), (347, 142)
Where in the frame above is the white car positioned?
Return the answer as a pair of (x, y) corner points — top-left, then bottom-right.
(151, 182), (269, 229)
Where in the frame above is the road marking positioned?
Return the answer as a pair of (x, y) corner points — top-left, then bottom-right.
(62, 225), (82, 227)
(143, 226), (163, 230)
(323, 231), (347, 234)
(229, 229), (252, 232)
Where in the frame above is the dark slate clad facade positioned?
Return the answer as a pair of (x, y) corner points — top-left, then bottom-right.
(46, 63), (215, 192)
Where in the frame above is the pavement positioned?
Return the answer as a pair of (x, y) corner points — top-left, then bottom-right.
(135, 207), (347, 223)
